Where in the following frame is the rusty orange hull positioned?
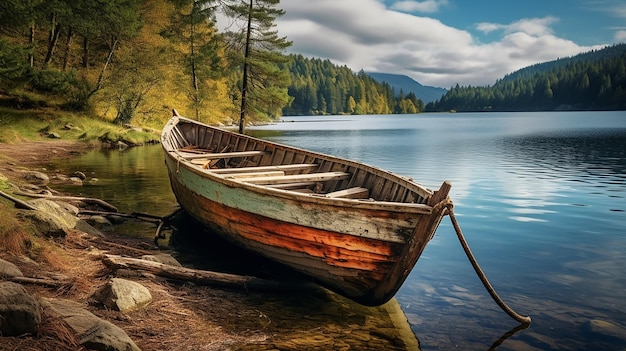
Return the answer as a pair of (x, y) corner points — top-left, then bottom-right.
(162, 113), (450, 306)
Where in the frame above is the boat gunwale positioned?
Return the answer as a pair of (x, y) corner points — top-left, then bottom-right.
(162, 117), (436, 214)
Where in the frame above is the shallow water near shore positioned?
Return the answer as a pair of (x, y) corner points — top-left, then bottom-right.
(49, 111), (626, 350)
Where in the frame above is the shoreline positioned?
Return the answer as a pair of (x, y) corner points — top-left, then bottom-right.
(0, 140), (279, 350)
(0, 140), (420, 351)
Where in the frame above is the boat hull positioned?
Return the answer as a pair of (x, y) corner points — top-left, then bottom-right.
(164, 151), (448, 306)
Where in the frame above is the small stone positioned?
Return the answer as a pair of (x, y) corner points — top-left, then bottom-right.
(0, 282), (42, 336)
(86, 215), (112, 227)
(71, 171), (87, 180)
(0, 258), (23, 278)
(48, 132), (61, 139)
(22, 171), (49, 186)
(92, 278), (152, 312)
(69, 176), (83, 185)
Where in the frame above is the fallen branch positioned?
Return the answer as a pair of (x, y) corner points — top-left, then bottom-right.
(154, 208), (183, 242)
(102, 254), (315, 292)
(9, 276), (67, 288)
(79, 210), (161, 224)
(0, 190), (38, 210)
(13, 191), (118, 212)
(93, 239), (156, 256)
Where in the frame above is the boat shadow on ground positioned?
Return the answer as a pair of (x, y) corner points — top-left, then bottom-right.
(160, 210), (421, 351)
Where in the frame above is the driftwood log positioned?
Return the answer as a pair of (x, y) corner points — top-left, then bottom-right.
(102, 254), (315, 292)
(12, 191), (119, 212)
(0, 190), (38, 210)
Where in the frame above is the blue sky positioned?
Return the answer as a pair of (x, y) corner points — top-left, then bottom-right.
(272, 0), (626, 88)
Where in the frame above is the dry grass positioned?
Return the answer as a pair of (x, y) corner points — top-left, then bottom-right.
(0, 209), (30, 255)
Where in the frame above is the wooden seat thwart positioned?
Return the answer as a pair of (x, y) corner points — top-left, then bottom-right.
(324, 187), (370, 199)
(209, 163), (318, 174)
(237, 171), (351, 185)
(179, 150), (269, 160)
(224, 171), (285, 179)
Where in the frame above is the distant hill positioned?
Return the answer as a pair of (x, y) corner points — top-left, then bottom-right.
(281, 54), (427, 115)
(426, 43), (626, 112)
(367, 72), (447, 103)
(502, 43), (626, 82)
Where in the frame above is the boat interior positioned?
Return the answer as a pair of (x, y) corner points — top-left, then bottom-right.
(164, 119), (432, 205)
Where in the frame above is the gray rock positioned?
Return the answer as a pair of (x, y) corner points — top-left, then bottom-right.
(92, 278), (152, 312)
(141, 253), (182, 267)
(22, 171), (49, 186)
(74, 219), (106, 238)
(21, 199), (107, 238)
(81, 320), (143, 351)
(71, 171), (87, 180)
(28, 198), (79, 228)
(47, 132), (61, 139)
(86, 215), (113, 228)
(0, 258), (23, 278)
(69, 176), (84, 185)
(41, 297), (141, 351)
(19, 198), (82, 238)
(0, 282), (42, 336)
(19, 209), (70, 238)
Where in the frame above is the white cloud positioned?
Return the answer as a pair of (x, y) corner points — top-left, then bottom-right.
(245, 0), (607, 88)
(390, 0), (449, 14)
(615, 30), (626, 42)
(476, 17), (559, 37)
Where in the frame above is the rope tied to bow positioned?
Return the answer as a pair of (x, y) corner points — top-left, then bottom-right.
(442, 200), (532, 325)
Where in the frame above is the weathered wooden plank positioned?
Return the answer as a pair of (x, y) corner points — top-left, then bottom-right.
(224, 171), (285, 179)
(266, 182), (317, 189)
(179, 150), (269, 160)
(209, 163), (318, 174)
(325, 187), (370, 199)
(238, 171), (351, 185)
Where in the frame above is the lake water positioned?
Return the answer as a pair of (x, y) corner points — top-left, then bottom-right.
(49, 111), (626, 350)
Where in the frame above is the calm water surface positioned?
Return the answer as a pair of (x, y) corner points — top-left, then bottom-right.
(51, 111), (626, 350)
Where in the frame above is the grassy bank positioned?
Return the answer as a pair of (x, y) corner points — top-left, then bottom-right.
(0, 107), (160, 145)
(0, 106), (160, 270)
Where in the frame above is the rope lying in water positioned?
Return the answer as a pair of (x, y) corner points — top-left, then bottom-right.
(444, 201), (532, 325)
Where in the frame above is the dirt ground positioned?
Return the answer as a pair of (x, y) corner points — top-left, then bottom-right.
(0, 140), (420, 351)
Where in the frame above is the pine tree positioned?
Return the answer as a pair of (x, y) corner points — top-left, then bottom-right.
(223, 0), (292, 133)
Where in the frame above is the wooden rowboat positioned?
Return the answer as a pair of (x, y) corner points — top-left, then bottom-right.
(161, 111), (451, 306)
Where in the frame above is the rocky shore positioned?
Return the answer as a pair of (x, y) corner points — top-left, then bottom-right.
(0, 140), (421, 351)
(0, 141), (265, 350)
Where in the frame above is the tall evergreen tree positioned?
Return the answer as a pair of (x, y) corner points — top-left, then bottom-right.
(161, 0), (223, 120)
(223, 0), (292, 133)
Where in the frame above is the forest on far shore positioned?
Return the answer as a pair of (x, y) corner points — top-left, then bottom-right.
(1, 1), (624, 129)
(425, 44), (626, 112)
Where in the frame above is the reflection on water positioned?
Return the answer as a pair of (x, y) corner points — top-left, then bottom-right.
(251, 112), (626, 351)
(49, 111), (626, 350)
(48, 145), (179, 237)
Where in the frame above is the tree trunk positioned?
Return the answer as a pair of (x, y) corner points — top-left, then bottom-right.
(82, 37), (89, 68)
(62, 27), (74, 71)
(43, 15), (61, 67)
(29, 23), (35, 67)
(88, 38), (118, 98)
(190, 8), (199, 120)
(238, 0), (253, 134)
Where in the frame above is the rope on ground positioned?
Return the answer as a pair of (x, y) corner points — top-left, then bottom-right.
(154, 208), (183, 244)
(445, 202), (532, 325)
